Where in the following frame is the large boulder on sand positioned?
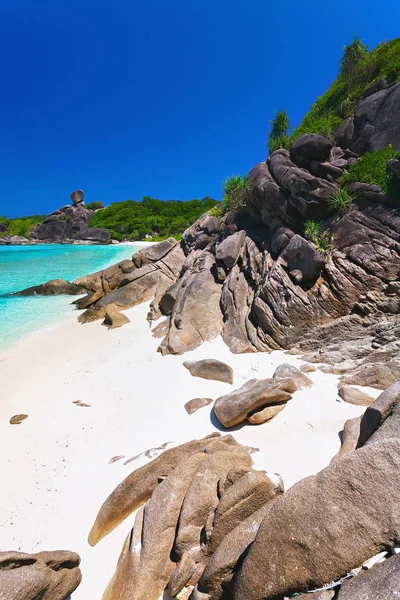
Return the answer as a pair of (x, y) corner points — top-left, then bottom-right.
(103, 304), (130, 329)
(234, 438), (400, 600)
(0, 550), (82, 600)
(88, 433), (246, 546)
(183, 359), (234, 384)
(214, 378), (296, 428)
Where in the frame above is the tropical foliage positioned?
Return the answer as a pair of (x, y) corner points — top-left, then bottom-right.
(341, 145), (400, 200)
(222, 175), (250, 212)
(89, 196), (218, 240)
(267, 37), (400, 153)
(327, 186), (357, 213)
(85, 201), (104, 210)
(268, 111), (291, 154)
(304, 219), (333, 254)
(0, 215), (46, 238)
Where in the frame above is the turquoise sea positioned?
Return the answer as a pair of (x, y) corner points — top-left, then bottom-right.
(0, 244), (139, 350)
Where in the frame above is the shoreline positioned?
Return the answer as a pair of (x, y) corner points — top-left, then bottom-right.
(0, 300), (378, 599)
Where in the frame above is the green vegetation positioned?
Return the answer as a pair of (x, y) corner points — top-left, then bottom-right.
(267, 37), (400, 153)
(304, 219), (333, 254)
(86, 201), (104, 210)
(89, 196), (218, 240)
(268, 111), (291, 154)
(341, 145), (400, 200)
(222, 175), (250, 212)
(327, 186), (357, 213)
(0, 215), (46, 239)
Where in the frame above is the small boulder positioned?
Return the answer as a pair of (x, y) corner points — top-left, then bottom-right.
(273, 363), (313, 390)
(183, 359), (234, 384)
(290, 133), (333, 167)
(300, 363), (317, 373)
(13, 279), (85, 296)
(184, 397), (213, 415)
(9, 414), (28, 425)
(103, 304), (130, 329)
(338, 384), (374, 406)
(214, 378), (296, 428)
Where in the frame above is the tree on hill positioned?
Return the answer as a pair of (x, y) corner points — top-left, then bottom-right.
(339, 36), (369, 97)
(268, 110), (291, 154)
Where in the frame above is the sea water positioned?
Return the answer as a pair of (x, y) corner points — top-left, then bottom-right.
(0, 244), (140, 350)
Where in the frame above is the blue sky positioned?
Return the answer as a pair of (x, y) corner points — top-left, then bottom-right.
(1, 0), (399, 217)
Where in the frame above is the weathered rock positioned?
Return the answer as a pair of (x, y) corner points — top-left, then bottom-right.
(336, 82), (400, 154)
(247, 402), (287, 424)
(290, 133), (333, 167)
(331, 415), (362, 463)
(336, 554), (400, 599)
(159, 252), (223, 355)
(184, 398), (213, 415)
(235, 439), (400, 600)
(215, 231), (245, 269)
(9, 414), (28, 425)
(340, 363), (398, 390)
(0, 550), (81, 600)
(103, 304), (130, 329)
(359, 380), (400, 447)
(338, 383), (374, 406)
(273, 363), (313, 390)
(214, 378), (296, 428)
(192, 505), (272, 600)
(183, 359), (234, 384)
(13, 279), (85, 296)
(70, 189), (84, 205)
(88, 433), (246, 545)
(105, 450), (252, 600)
(284, 235), (325, 284)
(300, 363), (317, 373)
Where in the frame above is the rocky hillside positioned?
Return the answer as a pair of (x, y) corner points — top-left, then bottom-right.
(19, 80), (400, 383)
(30, 190), (111, 244)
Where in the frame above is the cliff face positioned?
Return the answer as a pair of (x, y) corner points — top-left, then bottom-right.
(31, 190), (111, 244)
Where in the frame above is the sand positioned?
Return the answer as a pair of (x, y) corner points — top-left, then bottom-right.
(0, 300), (379, 599)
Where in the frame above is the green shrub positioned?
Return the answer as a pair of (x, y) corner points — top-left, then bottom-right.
(341, 145), (400, 200)
(304, 220), (333, 255)
(86, 201), (104, 210)
(327, 186), (357, 213)
(223, 175), (250, 212)
(209, 204), (224, 218)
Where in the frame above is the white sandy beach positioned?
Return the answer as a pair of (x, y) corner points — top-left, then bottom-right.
(0, 300), (379, 599)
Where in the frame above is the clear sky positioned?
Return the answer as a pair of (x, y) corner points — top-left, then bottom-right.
(1, 0), (399, 217)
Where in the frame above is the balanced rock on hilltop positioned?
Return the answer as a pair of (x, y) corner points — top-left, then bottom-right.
(31, 189), (110, 244)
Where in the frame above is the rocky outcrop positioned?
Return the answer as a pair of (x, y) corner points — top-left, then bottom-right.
(0, 550), (81, 600)
(336, 82), (400, 154)
(183, 359), (234, 384)
(15, 90), (400, 360)
(94, 434), (282, 600)
(31, 189), (110, 243)
(235, 437), (400, 600)
(213, 378), (296, 428)
(103, 304), (130, 329)
(13, 278), (86, 296)
(88, 433), (248, 546)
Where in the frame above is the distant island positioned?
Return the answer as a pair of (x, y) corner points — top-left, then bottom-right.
(0, 194), (218, 245)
